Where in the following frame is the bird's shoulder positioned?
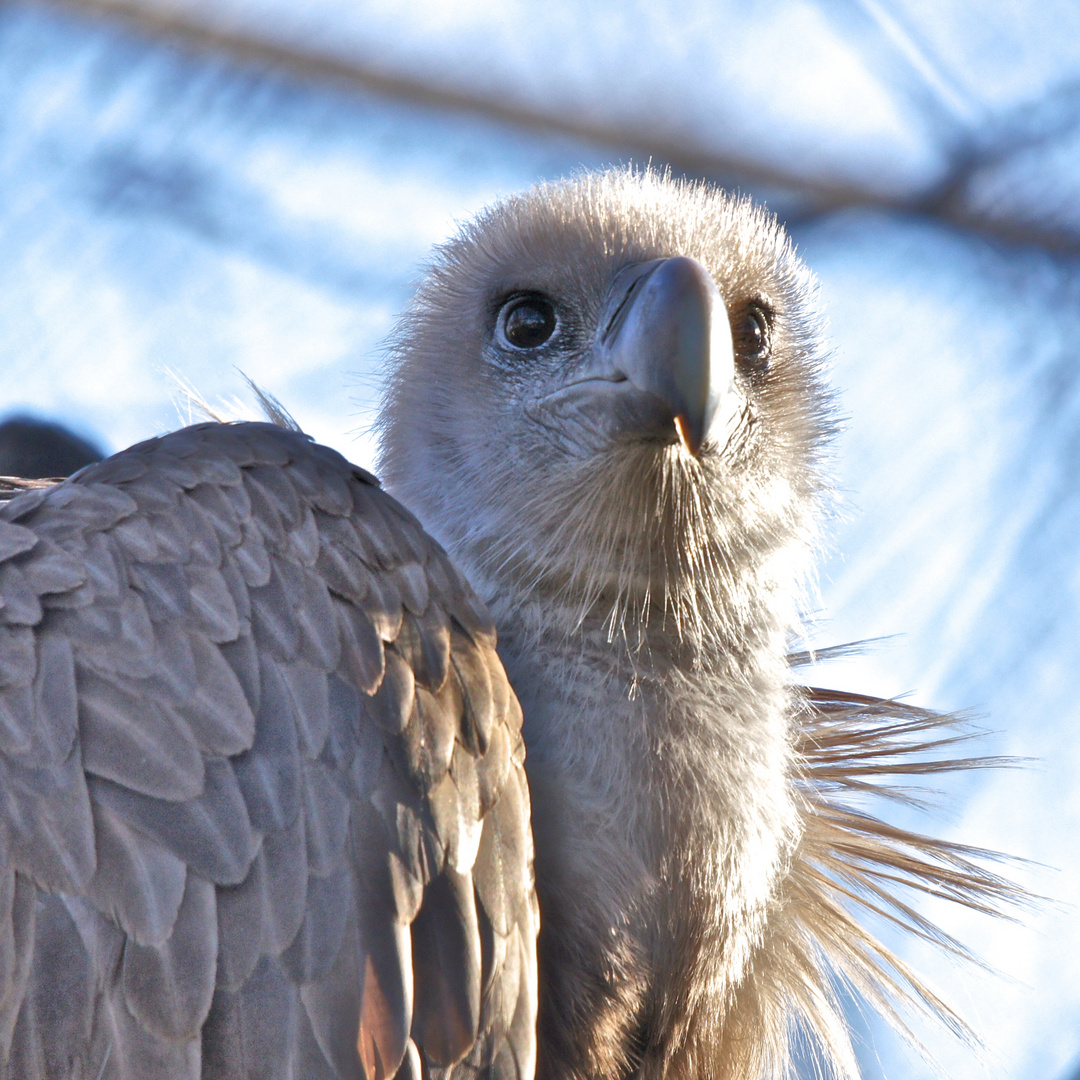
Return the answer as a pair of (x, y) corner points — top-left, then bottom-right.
(0, 420), (536, 1080)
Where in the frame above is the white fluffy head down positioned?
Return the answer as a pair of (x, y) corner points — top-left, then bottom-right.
(379, 168), (834, 662)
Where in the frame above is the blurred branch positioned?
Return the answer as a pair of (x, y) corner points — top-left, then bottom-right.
(30, 0), (907, 218)
(27, 0), (1080, 254)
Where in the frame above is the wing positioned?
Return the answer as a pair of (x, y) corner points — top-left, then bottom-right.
(0, 421), (537, 1080)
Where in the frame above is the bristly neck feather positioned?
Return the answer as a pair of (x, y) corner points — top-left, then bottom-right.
(418, 439), (819, 684)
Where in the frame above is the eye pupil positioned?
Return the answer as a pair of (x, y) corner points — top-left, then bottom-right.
(737, 305), (771, 371)
(503, 296), (557, 349)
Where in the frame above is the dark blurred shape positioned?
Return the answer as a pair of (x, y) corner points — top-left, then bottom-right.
(0, 414), (104, 478)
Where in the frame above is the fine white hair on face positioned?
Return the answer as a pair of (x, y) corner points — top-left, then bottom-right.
(379, 167), (1025, 1080)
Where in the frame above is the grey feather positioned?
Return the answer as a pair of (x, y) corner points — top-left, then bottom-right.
(77, 667), (205, 801)
(313, 518), (369, 605)
(367, 648), (415, 736)
(76, 448), (148, 487)
(5, 898), (93, 1078)
(138, 510), (192, 565)
(24, 482), (135, 537)
(300, 760), (350, 878)
(119, 472), (183, 516)
(77, 533), (125, 603)
(449, 629), (494, 755)
(349, 493), (408, 572)
(410, 868), (482, 1067)
(151, 627), (256, 758)
(352, 796), (424, 925)
(218, 557), (252, 623)
(428, 769), (483, 879)
(289, 565), (341, 672)
(215, 849), (270, 993)
(218, 631), (262, 716)
(300, 910), (372, 1078)
(170, 494), (226, 567)
(366, 758), (436, 897)
(63, 893), (126, 988)
(0, 487), (51, 522)
(277, 660), (330, 759)
(65, 588), (159, 680)
(247, 465), (305, 533)
(0, 564), (42, 627)
(17, 536), (86, 597)
(475, 720), (511, 817)
(334, 598), (386, 697)
(400, 685), (457, 795)
(395, 609), (450, 693)
(129, 561), (191, 622)
(0, 873), (20, 1014)
(233, 658), (302, 832)
(95, 981), (202, 1080)
(84, 800), (187, 948)
(282, 865), (352, 984)
(202, 956), (299, 1080)
(233, 521), (273, 589)
(156, 437), (243, 489)
(287, 504), (321, 567)
(91, 760), (258, 886)
(0, 873), (35, 1062)
(471, 783), (528, 941)
(365, 571), (406, 644)
(107, 512), (162, 565)
(0, 684), (32, 759)
(216, 820), (308, 990)
(292, 1002), (345, 1080)
(243, 470), (292, 554)
(25, 631), (78, 767)
(258, 818), (308, 954)
(0, 627), (34, 690)
(249, 563), (302, 662)
(122, 872), (217, 1041)
(3, 753), (96, 894)
(185, 565), (241, 644)
(186, 481), (245, 548)
(394, 561), (430, 618)
(0, 522), (37, 564)
(284, 451), (354, 519)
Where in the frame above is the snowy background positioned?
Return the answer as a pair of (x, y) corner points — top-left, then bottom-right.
(1, 1), (1078, 1076)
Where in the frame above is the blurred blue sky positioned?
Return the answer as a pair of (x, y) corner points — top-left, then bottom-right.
(2, 2), (1079, 1077)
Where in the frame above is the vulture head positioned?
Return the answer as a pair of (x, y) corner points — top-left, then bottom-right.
(380, 170), (831, 662)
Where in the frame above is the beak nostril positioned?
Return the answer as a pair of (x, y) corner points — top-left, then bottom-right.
(601, 265), (656, 345)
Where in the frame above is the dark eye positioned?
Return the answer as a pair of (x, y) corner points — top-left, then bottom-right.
(499, 295), (558, 350)
(735, 304), (772, 372)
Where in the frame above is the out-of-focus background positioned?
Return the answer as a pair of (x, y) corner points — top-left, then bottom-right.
(1, 1), (1077, 1076)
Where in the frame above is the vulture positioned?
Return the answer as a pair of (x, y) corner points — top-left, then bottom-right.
(0, 169), (1018, 1080)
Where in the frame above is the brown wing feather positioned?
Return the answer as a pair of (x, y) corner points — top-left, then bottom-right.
(0, 421), (537, 1080)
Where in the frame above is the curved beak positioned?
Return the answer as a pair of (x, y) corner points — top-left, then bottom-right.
(596, 256), (737, 456)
